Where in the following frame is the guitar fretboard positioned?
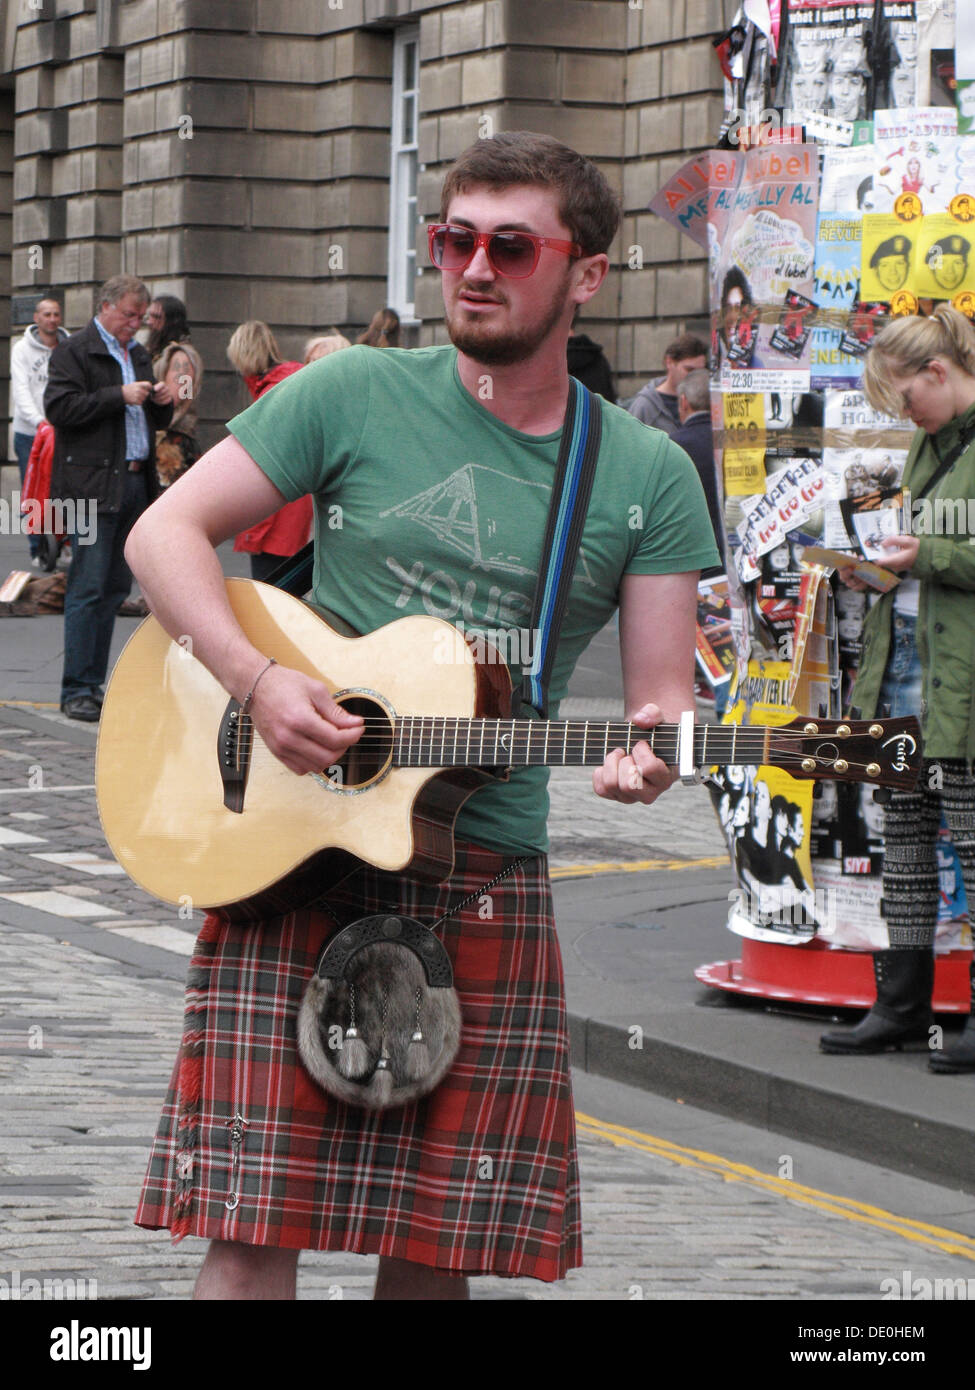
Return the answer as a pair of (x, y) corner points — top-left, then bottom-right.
(390, 718), (768, 768)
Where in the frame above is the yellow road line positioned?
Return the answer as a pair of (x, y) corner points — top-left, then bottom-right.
(0, 700), (60, 709)
(575, 1111), (975, 1261)
(550, 855), (728, 880)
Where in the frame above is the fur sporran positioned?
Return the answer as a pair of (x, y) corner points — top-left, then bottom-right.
(297, 914), (461, 1110)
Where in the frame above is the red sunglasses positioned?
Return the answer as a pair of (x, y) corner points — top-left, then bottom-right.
(427, 223), (582, 278)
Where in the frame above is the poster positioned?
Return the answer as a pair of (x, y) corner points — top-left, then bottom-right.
(711, 144), (819, 391)
(648, 154), (711, 247)
(712, 659), (819, 941)
(780, 1), (879, 125)
(696, 576), (736, 689)
(860, 213), (920, 303)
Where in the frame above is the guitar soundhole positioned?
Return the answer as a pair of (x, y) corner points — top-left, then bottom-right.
(331, 695), (393, 790)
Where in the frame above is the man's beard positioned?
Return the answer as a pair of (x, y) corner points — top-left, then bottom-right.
(444, 275), (571, 366)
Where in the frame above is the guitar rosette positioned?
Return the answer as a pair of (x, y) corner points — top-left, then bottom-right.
(296, 914), (462, 1110)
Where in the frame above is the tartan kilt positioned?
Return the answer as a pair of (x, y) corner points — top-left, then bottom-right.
(135, 843), (582, 1282)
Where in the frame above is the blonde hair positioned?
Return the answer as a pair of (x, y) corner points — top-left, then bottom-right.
(863, 304), (975, 416)
(226, 320), (283, 378)
(303, 333), (352, 363)
(155, 340), (204, 429)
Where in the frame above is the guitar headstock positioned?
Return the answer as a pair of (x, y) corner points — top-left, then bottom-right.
(766, 716), (922, 791)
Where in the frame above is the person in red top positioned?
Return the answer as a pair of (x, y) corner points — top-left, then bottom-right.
(226, 321), (313, 580)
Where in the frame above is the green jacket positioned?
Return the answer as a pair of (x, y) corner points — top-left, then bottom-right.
(850, 400), (975, 761)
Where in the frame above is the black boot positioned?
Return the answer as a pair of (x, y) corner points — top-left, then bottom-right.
(929, 961), (975, 1074)
(820, 949), (934, 1054)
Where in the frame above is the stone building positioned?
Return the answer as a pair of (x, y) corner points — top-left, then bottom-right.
(0, 0), (726, 461)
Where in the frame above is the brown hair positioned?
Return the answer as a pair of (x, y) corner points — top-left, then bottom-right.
(440, 131), (621, 257)
(863, 305), (975, 415)
(356, 308), (400, 348)
(665, 332), (709, 363)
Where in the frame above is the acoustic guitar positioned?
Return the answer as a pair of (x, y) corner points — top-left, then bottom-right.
(95, 579), (922, 921)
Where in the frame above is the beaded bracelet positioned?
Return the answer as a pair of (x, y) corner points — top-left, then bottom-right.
(241, 657), (277, 714)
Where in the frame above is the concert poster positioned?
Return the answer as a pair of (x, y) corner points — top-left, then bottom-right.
(715, 659), (818, 942)
(710, 143), (819, 391)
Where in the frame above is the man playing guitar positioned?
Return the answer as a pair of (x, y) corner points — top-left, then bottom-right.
(125, 132), (719, 1299)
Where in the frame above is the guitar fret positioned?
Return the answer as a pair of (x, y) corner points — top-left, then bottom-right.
(731, 723), (737, 765)
(479, 717), (485, 766)
(583, 721), (589, 765)
(524, 722), (532, 766)
(494, 720), (501, 764)
(702, 723), (708, 768)
(543, 720), (550, 766)
(466, 716), (472, 768)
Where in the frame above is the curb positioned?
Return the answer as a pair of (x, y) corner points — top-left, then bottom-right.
(568, 1012), (975, 1196)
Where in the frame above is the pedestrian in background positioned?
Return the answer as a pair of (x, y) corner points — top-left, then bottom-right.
(44, 274), (172, 721)
(820, 305), (975, 1072)
(227, 321), (312, 582)
(153, 340), (204, 490)
(356, 307), (400, 347)
(143, 295), (191, 363)
(671, 368), (723, 571)
(626, 332), (708, 437)
(10, 297), (68, 566)
(567, 312), (616, 402)
(304, 333), (352, 363)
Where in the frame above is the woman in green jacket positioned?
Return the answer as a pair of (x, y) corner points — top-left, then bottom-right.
(820, 305), (975, 1071)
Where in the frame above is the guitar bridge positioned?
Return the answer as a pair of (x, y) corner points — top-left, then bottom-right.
(218, 699), (251, 813)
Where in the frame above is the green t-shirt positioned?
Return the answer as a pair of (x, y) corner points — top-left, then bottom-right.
(229, 344), (719, 854)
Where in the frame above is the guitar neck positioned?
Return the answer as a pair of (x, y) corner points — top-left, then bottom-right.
(391, 718), (767, 768)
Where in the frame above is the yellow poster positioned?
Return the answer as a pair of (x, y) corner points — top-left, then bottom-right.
(860, 214), (919, 302)
(722, 394), (767, 496)
(914, 214), (975, 299)
(716, 659), (817, 939)
(723, 446), (766, 496)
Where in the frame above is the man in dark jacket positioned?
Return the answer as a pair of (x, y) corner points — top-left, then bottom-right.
(566, 322), (616, 401)
(45, 274), (173, 721)
(671, 368), (723, 574)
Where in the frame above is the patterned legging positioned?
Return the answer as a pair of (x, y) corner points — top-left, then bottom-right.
(882, 757), (975, 948)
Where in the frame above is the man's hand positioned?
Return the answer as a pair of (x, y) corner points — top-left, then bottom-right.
(245, 662), (364, 775)
(592, 702), (678, 805)
(152, 380), (174, 406)
(121, 380), (153, 405)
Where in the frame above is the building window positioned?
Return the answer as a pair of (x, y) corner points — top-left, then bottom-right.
(387, 25), (419, 322)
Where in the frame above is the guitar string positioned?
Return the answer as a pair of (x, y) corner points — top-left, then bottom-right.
(228, 738), (897, 776)
(231, 715), (897, 742)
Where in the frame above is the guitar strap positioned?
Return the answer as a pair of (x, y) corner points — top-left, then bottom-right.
(518, 376), (602, 720)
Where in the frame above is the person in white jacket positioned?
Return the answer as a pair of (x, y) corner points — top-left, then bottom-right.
(10, 298), (68, 563)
